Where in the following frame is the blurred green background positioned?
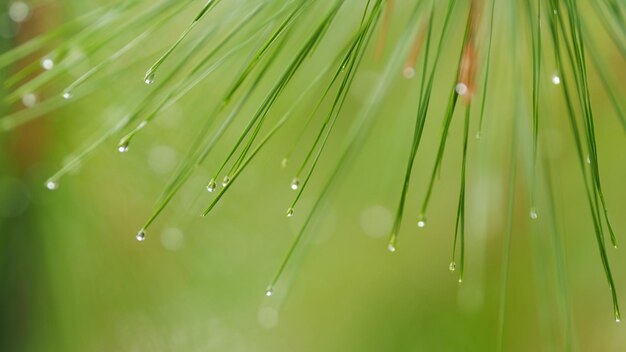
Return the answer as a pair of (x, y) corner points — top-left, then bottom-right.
(1, 0), (626, 351)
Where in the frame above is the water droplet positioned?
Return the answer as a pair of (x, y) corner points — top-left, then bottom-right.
(417, 214), (427, 228)
(265, 288), (273, 297)
(475, 131), (482, 140)
(41, 57), (54, 70)
(9, 2), (30, 23)
(455, 83), (468, 96)
(403, 66), (415, 79)
(22, 93), (37, 107)
(222, 176), (230, 187)
(290, 177), (300, 190)
(281, 158), (288, 168)
(206, 179), (216, 192)
(117, 142), (129, 153)
(136, 229), (146, 242)
(449, 261), (456, 272)
(458, 278), (463, 284)
(551, 74), (561, 85)
(144, 72), (155, 85)
(45, 180), (58, 190)
(62, 89), (73, 100)
(388, 243), (396, 253)
(617, 317), (621, 323)
(530, 208), (538, 220)
(586, 155), (591, 164)
(286, 207), (294, 217)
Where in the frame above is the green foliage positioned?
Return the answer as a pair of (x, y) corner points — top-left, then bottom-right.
(2, 0), (626, 350)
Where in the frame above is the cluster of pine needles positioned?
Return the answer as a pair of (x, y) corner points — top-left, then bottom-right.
(2, 0), (626, 335)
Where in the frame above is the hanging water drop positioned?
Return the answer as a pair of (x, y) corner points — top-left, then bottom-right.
(475, 131), (481, 140)
(417, 214), (427, 228)
(206, 179), (216, 192)
(281, 158), (288, 168)
(265, 288), (273, 297)
(144, 72), (155, 85)
(387, 243), (396, 253)
(529, 207), (538, 220)
(449, 261), (456, 272)
(41, 57), (54, 70)
(62, 89), (73, 100)
(45, 180), (59, 190)
(290, 177), (300, 190)
(118, 142), (129, 153)
(455, 83), (468, 96)
(551, 74), (561, 85)
(222, 176), (230, 187)
(22, 93), (37, 108)
(136, 229), (146, 242)
(586, 155), (591, 164)
(286, 207), (294, 217)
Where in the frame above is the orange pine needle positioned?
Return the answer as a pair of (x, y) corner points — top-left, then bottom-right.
(374, 0), (394, 61)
